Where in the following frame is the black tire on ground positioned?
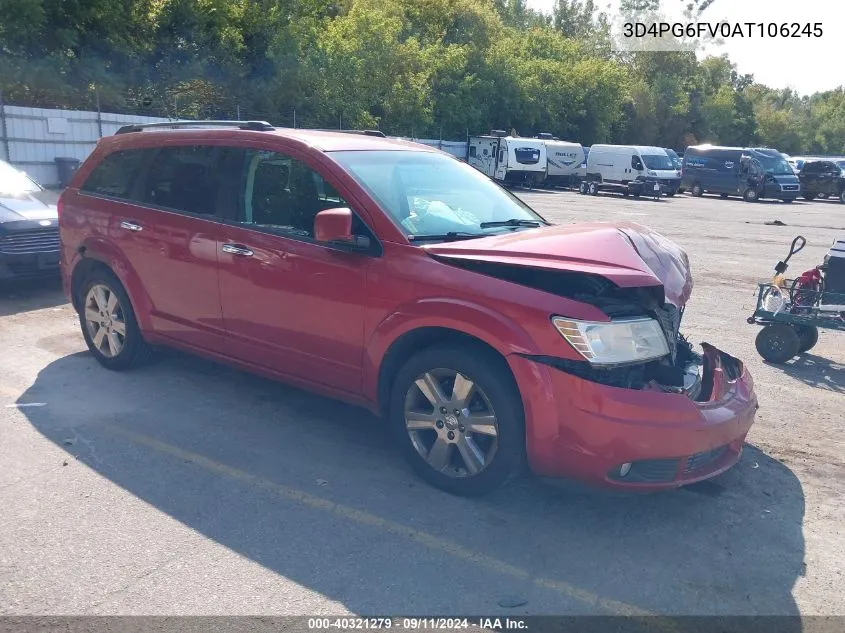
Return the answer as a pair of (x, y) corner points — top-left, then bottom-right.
(579, 182), (587, 195)
(666, 192), (676, 197)
(691, 183), (703, 196)
(77, 268), (154, 370)
(818, 192), (828, 199)
(795, 325), (820, 353)
(743, 188), (759, 202)
(677, 188), (685, 194)
(388, 344), (526, 497)
(720, 193), (729, 199)
(588, 182), (599, 196)
(755, 324), (800, 364)
(622, 190), (629, 197)
(782, 198), (793, 203)
(839, 190), (845, 203)
(803, 193), (817, 201)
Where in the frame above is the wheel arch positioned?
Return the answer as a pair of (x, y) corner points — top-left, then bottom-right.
(374, 326), (520, 420)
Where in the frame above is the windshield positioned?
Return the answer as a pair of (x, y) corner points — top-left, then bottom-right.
(641, 154), (675, 170)
(664, 149), (682, 168)
(0, 161), (42, 196)
(836, 160), (845, 170)
(754, 154), (794, 175)
(332, 150), (547, 240)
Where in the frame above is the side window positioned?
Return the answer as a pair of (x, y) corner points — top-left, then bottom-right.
(468, 146), (476, 158)
(141, 146), (221, 216)
(239, 150), (349, 239)
(631, 155), (643, 170)
(80, 149), (150, 200)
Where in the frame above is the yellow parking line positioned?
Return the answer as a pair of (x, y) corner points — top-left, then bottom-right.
(101, 423), (671, 623)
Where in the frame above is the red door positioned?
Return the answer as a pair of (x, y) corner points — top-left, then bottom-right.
(79, 146), (226, 352)
(216, 148), (371, 394)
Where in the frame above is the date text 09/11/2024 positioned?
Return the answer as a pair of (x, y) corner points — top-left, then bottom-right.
(307, 618), (529, 630)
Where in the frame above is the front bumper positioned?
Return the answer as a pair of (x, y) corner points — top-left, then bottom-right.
(634, 178), (681, 195)
(764, 182), (799, 200)
(509, 344), (758, 490)
(0, 225), (61, 279)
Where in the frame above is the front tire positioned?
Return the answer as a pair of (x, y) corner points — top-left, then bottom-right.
(388, 345), (526, 496)
(803, 193), (817, 201)
(755, 324), (799, 364)
(588, 182), (599, 196)
(77, 269), (153, 370)
(579, 182), (588, 195)
(743, 188), (759, 202)
(839, 190), (845, 204)
(691, 182), (703, 197)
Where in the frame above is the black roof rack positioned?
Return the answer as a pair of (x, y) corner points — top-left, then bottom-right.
(115, 120), (275, 135)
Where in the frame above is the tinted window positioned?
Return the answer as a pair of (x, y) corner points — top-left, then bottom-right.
(81, 149), (150, 200)
(803, 162), (822, 174)
(140, 146), (222, 216)
(238, 150), (348, 239)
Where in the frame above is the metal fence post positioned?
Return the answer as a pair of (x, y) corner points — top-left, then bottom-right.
(0, 89), (10, 162)
(95, 89), (103, 138)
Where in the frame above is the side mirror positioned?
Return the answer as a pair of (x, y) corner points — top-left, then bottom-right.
(314, 207), (370, 251)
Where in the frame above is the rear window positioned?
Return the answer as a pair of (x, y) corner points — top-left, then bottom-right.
(81, 149), (151, 200)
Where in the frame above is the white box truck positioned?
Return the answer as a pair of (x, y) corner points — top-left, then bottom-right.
(467, 131), (547, 187)
(580, 145), (681, 199)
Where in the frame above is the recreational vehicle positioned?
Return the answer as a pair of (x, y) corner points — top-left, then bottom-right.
(581, 145), (681, 198)
(535, 133), (585, 188)
(467, 131), (547, 187)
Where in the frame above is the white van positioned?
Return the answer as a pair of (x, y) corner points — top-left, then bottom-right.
(535, 134), (585, 188)
(468, 131), (547, 187)
(581, 145), (681, 198)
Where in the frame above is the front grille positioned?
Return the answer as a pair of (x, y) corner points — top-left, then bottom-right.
(685, 445), (728, 474)
(653, 304), (682, 361)
(0, 228), (60, 255)
(622, 458), (680, 483)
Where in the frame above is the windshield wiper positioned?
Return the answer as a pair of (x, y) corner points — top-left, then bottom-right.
(407, 232), (486, 242)
(479, 218), (543, 229)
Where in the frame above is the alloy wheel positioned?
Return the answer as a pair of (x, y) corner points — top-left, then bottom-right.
(404, 368), (499, 478)
(84, 284), (127, 358)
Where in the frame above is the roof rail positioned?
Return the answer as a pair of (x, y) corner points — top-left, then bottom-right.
(312, 129), (386, 138)
(115, 120), (275, 134)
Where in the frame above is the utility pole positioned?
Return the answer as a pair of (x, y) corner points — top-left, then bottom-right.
(236, 104), (240, 120)
(293, 109), (296, 128)
(95, 89), (103, 138)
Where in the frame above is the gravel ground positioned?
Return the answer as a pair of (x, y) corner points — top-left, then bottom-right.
(0, 189), (842, 618)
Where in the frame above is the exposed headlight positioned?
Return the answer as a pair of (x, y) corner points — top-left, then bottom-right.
(552, 316), (670, 365)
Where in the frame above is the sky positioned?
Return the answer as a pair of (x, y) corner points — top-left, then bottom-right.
(525, 0), (843, 96)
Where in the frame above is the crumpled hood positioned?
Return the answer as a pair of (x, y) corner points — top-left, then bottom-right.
(424, 221), (693, 307)
(0, 192), (58, 223)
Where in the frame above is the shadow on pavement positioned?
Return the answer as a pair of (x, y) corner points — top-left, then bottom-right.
(0, 276), (66, 317)
(778, 353), (845, 394)
(17, 348), (805, 619)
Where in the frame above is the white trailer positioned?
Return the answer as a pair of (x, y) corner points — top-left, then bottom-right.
(534, 133), (585, 188)
(467, 131), (547, 187)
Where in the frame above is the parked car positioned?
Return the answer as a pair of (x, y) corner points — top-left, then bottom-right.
(682, 145), (800, 202)
(58, 121), (758, 496)
(798, 160), (845, 202)
(0, 160), (60, 280)
(581, 145), (682, 197)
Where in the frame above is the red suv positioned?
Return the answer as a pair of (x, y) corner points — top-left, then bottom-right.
(59, 121), (758, 496)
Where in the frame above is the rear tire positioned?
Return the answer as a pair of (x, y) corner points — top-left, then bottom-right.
(795, 325), (819, 353)
(803, 193), (817, 201)
(691, 182), (703, 197)
(755, 324), (799, 364)
(720, 193), (729, 199)
(388, 345), (526, 496)
(77, 269), (154, 370)
(579, 182), (588, 195)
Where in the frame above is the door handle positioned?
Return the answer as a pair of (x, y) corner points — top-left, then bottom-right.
(120, 220), (143, 232)
(221, 243), (254, 257)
